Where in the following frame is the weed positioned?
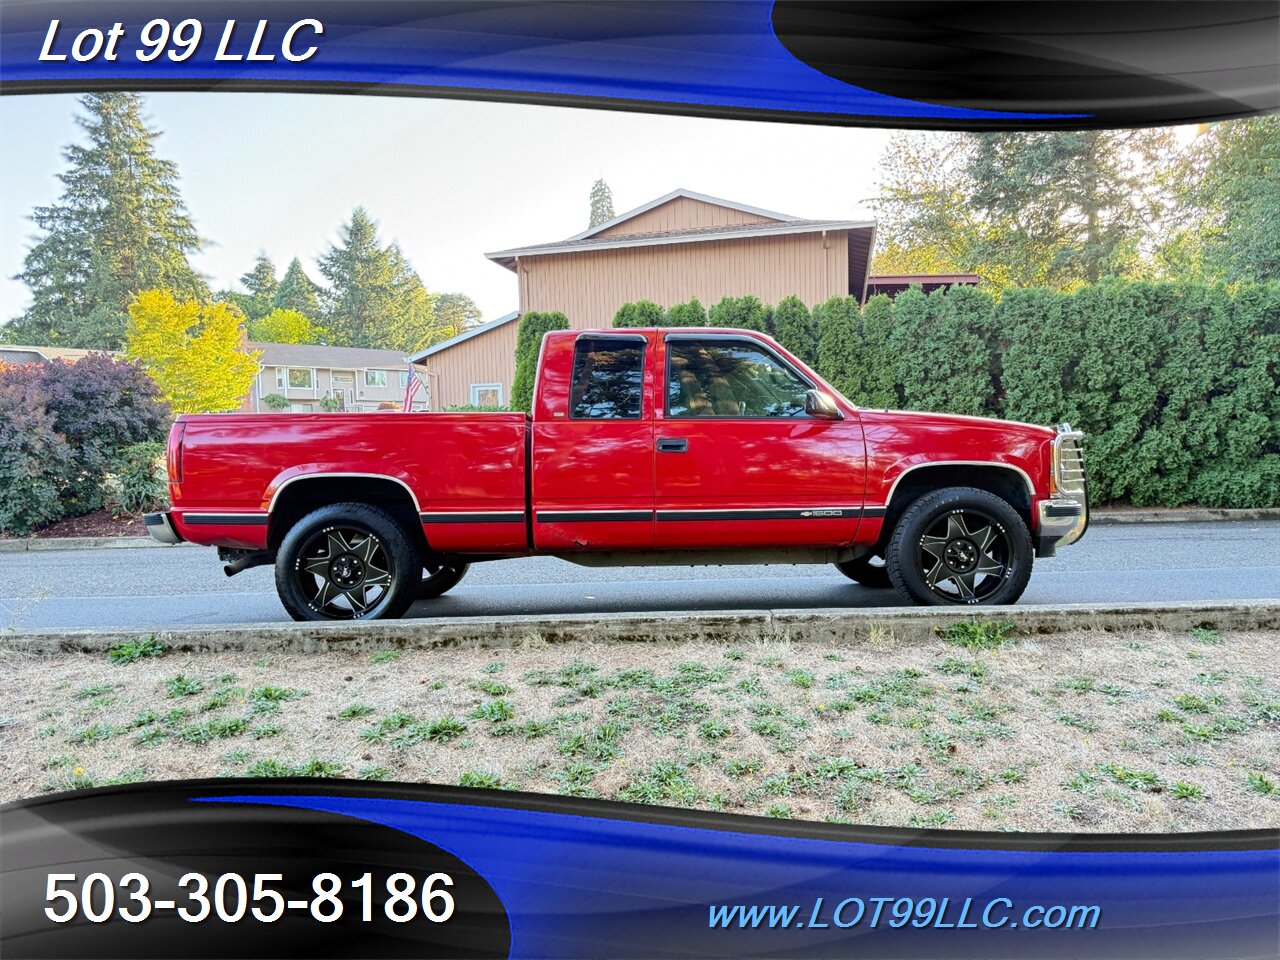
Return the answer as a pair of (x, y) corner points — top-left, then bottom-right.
(785, 669), (814, 689)
(176, 716), (248, 744)
(1171, 781), (1204, 801)
(699, 720), (731, 742)
(724, 758), (763, 777)
(337, 703), (375, 720)
(360, 711), (416, 742)
(618, 760), (701, 805)
(1103, 764), (1163, 793)
(251, 723), (282, 739)
(459, 770), (505, 789)
(724, 649), (745, 661)
(368, 650), (401, 665)
(937, 658), (987, 679)
(469, 700), (515, 723)
(108, 636), (168, 664)
(1246, 773), (1278, 797)
(942, 620), (1015, 650)
(999, 767), (1028, 785)
(1189, 627), (1222, 645)
(67, 723), (113, 745)
(1055, 713), (1098, 733)
(473, 679), (513, 697)
(396, 716), (467, 746)
(165, 674), (204, 698)
(1174, 693), (1216, 713)
(481, 662), (505, 674)
(909, 810), (956, 828)
(252, 686), (305, 704)
(765, 805), (793, 819)
(75, 683), (114, 700)
(358, 766), (390, 781)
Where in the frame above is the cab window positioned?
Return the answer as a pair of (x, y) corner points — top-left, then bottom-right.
(569, 338), (646, 419)
(666, 339), (809, 418)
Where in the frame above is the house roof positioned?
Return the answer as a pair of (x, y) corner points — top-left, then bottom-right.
(407, 312), (521, 362)
(486, 217), (875, 271)
(867, 274), (982, 286)
(248, 341), (408, 368)
(0, 344), (115, 363)
(564, 188), (799, 243)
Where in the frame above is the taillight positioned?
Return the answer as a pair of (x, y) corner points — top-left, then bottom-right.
(168, 421), (186, 483)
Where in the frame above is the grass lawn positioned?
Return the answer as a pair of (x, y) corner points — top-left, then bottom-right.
(2, 626), (1277, 832)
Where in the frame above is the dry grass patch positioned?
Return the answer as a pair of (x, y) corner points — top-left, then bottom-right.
(1, 627), (1277, 833)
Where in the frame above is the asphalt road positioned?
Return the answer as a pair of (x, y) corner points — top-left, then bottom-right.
(1, 521), (1277, 631)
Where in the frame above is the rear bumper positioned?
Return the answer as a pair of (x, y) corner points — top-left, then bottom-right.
(1035, 496), (1088, 557)
(143, 511), (184, 545)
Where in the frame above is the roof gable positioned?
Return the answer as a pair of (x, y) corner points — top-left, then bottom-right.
(566, 189), (797, 243)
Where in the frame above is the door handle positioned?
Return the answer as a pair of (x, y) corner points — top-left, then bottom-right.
(656, 437), (688, 453)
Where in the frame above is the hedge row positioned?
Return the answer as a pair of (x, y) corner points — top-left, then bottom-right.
(607, 281), (1280, 508)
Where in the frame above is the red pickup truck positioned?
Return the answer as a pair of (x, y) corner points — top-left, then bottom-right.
(145, 327), (1088, 621)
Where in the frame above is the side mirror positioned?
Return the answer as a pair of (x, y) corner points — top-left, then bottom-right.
(805, 389), (842, 420)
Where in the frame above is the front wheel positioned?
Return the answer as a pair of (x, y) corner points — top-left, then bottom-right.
(886, 487), (1032, 606)
(275, 502), (420, 621)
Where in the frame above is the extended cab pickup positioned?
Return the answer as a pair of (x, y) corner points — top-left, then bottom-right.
(146, 327), (1088, 620)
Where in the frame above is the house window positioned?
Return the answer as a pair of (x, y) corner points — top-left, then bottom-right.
(365, 370), (388, 387)
(470, 383), (503, 407)
(287, 368), (314, 390)
(274, 368), (286, 389)
(399, 371), (410, 388)
(289, 402), (314, 413)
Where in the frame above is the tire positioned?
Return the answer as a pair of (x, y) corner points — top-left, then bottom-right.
(886, 486), (1032, 606)
(833, 554), (891, 589)
(275, 502), (420, 622)
(417, 560), (470, 600)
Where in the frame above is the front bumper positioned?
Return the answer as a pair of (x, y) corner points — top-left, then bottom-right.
(1036, 497), (1088, 557)
(143, 511), (184, 545)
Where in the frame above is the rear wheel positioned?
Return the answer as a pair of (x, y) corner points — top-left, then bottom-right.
(417, 560), (470, 600)
(276, 502), (419, 621)
(833, 554), (891, 589)
(886, 487), (1032, 606)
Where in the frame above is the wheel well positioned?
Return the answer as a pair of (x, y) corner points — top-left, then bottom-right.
(879, 465), (1033, 549)
(268, 476), (427, 556)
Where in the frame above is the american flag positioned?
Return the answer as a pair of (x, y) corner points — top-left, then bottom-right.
(402, 363), (427, 411)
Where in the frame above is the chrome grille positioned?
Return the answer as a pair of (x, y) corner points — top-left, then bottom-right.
(1054, 425), (1086, 497)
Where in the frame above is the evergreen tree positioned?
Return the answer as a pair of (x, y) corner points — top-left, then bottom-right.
(237, 254), (278, 319)
(318, 207), (439, 350)
(511, 311), (570, 413)
(9, 93), (205, 349)
(273, 257), (322, 317)
(771, 295), (817, 364)
(815, 296), (861, 400)
(665, 297), (707, 327)
(589, 179), (615, 228)
(613, 299), (665, 328)
(708, 295), (768, 332)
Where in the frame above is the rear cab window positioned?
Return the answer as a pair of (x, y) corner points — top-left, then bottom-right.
(569, 336), (647, 419)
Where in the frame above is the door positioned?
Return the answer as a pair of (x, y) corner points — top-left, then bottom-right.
(654, 334), (865, 549)
(532, 334), (655, 551)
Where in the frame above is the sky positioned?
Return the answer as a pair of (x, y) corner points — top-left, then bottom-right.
(0, 92), (896, 327)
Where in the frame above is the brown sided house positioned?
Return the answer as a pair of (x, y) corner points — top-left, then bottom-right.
(412, 188), (977, 410)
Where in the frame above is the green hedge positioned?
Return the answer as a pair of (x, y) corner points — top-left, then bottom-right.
(819, 280), (1280, 508)
(511, 311), (570, 413)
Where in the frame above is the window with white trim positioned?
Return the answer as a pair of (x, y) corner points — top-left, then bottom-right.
(471, 383), (503, 407)
(274, 367), (286, 389)
(365, 370), (388, 387)
(287, 368), (314, 390)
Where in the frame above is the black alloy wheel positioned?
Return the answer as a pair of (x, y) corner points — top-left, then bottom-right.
(887, 487), (1032, 606)
(276, 502), (418, 621)
(418, 560), (470, 600)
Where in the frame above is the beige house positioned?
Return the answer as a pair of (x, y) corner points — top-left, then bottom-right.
(242, 341), (417, 413)
(412, 188), (878, 411)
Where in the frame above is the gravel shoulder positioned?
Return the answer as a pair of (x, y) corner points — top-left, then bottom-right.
(2, 627), (1277, 832)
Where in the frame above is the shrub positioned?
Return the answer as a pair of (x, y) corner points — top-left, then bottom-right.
(0, 377), (74, 535)
(104, 441), (168, 516)
(511, 311), (569, 413)
(0, 355), (170, 519)
(771, 295), (817, 365)
(262, 393), (290, 411)
(815, 295), (862, 400)
(612, 299), (665, 328)
(664, 297), (707, 327)
(708, 294), (768, 332)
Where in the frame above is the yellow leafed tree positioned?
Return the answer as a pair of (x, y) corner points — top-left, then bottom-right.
(125, 289), (261, 413)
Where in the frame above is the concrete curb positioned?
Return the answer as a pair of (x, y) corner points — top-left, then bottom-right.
(2, 507), (1276, 553)
(3, 600), (1277, 657)
(1089, 507), (1280, 525)
(0, 537), (192, 553)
